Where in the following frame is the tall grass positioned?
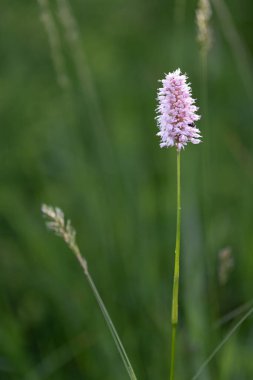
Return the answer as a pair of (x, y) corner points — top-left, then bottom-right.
(1, 0), (253, 379)
(41, 205), (137, 380)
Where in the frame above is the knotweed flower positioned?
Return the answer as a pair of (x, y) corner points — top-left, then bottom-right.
(156, 68), (201, 150)
(156, 69), (202, 379)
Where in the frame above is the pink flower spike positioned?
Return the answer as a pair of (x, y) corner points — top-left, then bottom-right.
(156, 68), (201, 150)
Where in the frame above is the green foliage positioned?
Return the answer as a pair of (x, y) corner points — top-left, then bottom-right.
(1, 0), (253, 379)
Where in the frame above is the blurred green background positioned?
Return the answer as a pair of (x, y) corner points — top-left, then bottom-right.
(1, 0), (253, 379)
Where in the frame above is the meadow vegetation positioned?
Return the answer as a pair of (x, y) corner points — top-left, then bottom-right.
(1, 0), (253, 379)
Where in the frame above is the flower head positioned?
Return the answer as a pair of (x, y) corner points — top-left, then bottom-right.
(156, 68), (201, 150)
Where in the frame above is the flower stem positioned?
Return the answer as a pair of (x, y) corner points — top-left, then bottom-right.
(170, 151), (181, 380)
(170, 324), (177, 380)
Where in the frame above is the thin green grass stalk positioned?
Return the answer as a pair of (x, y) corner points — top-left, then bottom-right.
(37, 0), (70, 89)
(56, 0), (108, 139)
(170, 151), (181, 380)
(41, 205), (137, 380)
(56, 0), (115, 189)
(169, 325), (177, 380)
(211, 0), (253, 105)
(192, 306), (253, 379)
(197, 1), (219, 344)
(196, 1), (212, 201)
(174, 0), (186, 31)
(85, 272), (137, 380)
(196, 0), (212, 209)
(196, 0), (212, 223)
(173, 0), (186, 65)
(196, 4), (218, 354)
(214, 298), (253, 328)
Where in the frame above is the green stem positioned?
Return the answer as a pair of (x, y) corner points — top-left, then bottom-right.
(170, 325), (177, 380)
(73, 247), (137, 380)
(85, 272), (138, 380)
(192, 305), (253, 379)
(170, 150), (181, 380)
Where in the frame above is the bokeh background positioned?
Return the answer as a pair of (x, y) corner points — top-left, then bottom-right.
(1, 0), (253, 379)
